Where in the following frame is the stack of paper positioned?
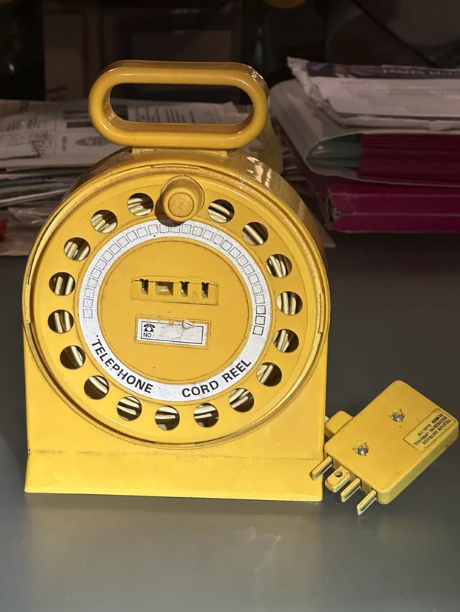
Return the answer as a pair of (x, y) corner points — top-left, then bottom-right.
(288, 57), (460, 129)
(270, 58), (460, 233)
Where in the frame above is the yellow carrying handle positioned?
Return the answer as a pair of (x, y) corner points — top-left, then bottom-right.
(89, 60), (269, 150)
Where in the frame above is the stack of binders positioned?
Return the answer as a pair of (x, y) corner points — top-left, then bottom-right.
(272, 60), (460, 233)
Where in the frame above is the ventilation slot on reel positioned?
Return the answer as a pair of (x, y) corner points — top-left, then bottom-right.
(274, 329), (299, 353)
(60, 346), (86, 369)
(194, 404), (219, 428)
(229, 388), (254, 413)
(208, 200), (234, 223)
(155, 406), (180, 431)
(84, 376), (109, 399)
(242, 222), (268, 246)
(64, 238), (90, 261)
(127, 193), (154, 216)
(277, 292), (302, 315)
(49, 272), (75, 296)
(48, 310), (74, 334)
(256, 363), (282, 387)
(117, 397), (142, 421)
(267, 254), (292, 278)
(91, 210), (118, 233)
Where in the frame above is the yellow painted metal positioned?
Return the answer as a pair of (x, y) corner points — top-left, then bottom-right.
(312, 381), (458, 513)
(160, 176), (205, 222)
(88, 61), (269, 150)
(23, 61), (330, 500)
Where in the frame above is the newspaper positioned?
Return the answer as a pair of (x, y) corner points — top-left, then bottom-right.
(0, 100), (247, 168)
(288, 57), (460, 129)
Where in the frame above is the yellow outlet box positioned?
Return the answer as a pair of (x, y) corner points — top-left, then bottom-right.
(23, 61), (330, 500)
(312, 381), (458, 514)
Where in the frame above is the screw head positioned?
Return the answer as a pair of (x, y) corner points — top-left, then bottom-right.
(355, 443), (369, 456)
(392, 411), (405, 422)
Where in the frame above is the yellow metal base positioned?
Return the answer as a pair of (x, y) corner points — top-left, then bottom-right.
(25, 336), (327, 501)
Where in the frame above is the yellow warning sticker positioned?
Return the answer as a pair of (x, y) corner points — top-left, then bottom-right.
(405, 409), (454, 452)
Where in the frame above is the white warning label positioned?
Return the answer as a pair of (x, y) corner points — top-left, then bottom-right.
(137, 318), (208, 347)
(404, 409), (455, 452)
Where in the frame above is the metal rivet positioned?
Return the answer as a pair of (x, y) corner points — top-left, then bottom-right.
(355, 443), (369, 456)
(392, 411), (405, 422)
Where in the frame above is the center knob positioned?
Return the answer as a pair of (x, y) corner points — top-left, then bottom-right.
(161, 175), (205, 222)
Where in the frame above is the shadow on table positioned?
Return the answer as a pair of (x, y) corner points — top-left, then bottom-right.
(0, 258), (28, 482)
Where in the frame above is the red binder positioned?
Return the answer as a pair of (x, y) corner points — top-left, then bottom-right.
(359, 134), (460, 185)
(307, 171), (460, 232)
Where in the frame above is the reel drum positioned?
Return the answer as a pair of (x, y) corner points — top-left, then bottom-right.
(23, 61), (330, 500)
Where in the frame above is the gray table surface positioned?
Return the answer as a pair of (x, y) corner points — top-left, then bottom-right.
(1, 233), (460, 612)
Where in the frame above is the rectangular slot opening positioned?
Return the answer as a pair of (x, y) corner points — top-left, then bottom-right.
(156, 281), (174, 296)
(140, 279), (149, 294)
(132, 277), (217, 304)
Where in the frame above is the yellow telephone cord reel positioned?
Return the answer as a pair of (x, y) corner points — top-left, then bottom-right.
(23, 61), (330, 500)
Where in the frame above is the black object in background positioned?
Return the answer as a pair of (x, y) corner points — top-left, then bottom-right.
(104, 0), (241, 103)
(327, 0), (460, 68)
(241, 0), (326, 87)
(0, 0), (45, 100)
